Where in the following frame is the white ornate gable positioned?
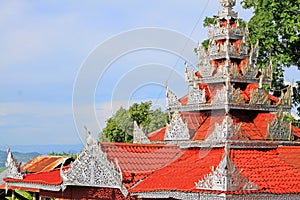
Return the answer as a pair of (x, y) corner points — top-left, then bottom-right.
(267, 108), (293, 141)
(60, 129), (128, 196)
(195, 144), (258, 191)
(164, 111), (190, 141)
(187, 86), (206, 105)
(5, 146), (23, 179)
(205, 115), (247, 142)
(133, 121), (150, 144)
(166, 85), (181, 108)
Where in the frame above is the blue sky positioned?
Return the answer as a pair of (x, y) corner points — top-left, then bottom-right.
(0, 0), (298, 146)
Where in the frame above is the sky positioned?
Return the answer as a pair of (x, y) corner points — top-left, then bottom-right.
(0, 0), (299, 146)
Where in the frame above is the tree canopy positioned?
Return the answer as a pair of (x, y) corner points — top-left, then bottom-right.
(101, 101), (168, 143)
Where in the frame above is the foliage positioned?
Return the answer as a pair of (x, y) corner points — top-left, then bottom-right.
(48, 151), (77, 159)
(101, 101), (169, 143)
(242, 0), (300, 113)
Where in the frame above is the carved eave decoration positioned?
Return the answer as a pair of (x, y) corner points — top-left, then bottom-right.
(164, 111), (190, 141)
(133, 121), (150, 144)
(266, 108), (293, 141)
(187, 85), (206, 105)
(205, 115), (248, 142)
(228, 83), (245, 104)
(60, 130), (128, 197)
(249, 87), (270, 105)
(5, 146), (23, 179)
(262, 59), (273, 82)
(212, 85), (227, 105)
(277, 86), (292, 106)
(196, 46), (214, 78)
(185, 64), (197, 82)
(195, 144), (258, 191)
(166, 85), (181, 109)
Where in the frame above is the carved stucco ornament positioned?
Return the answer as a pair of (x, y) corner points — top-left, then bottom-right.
(164, 111), (190, 141)
(133, 121), (150, 144)
(266, 108), (293, 141)
(197, 46), (214, 77)
(277, 85), (292, 106)
(195, 144), (258, 191)
(5, 146), (23, 179)
(249, 80), (270, 105)
(205, 115), (247, 142)
(187, 84), (206, 105)
(166, 85), (181, 109)
(60, 128), (128, 197)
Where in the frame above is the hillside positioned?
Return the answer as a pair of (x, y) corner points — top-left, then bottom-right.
(0, 150), (40, 167)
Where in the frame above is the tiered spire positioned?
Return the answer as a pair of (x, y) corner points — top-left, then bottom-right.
(164, 0), (294, 143)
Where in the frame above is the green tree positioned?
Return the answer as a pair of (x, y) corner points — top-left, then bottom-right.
(242, 0), (300, 112)
(101, 101), (168, 143)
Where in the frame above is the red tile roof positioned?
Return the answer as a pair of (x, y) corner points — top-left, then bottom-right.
(130, 148), (224, 193)
(130, 147), (300, 194)
(276, 146), (300, 169)
(4, 168), (62, 185)
(101, 142), (182, 174)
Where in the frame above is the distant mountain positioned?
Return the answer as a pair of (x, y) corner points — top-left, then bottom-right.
(0, 144), (83, 155)
(0, 150), (40, 167)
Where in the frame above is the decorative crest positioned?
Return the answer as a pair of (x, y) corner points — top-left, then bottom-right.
(165, 111), (190, 141)
(5, 146), (23, 179)
(249, 40), (259, 67)
(249, 87), (270, 105)
(211, 85), (227, 105)
(277, 85), (292, 106)
(266, 108), (293, 141)
(184, 62), (197, 82)
(60, 128), (128, 196)
(133, 121), (150, 144)
(197, 46), (214, 77)
(205, 115), (247, 142)
(187, 84), (206, 105)
(196, 144), (258, 191)
(166, 84), (181, 109)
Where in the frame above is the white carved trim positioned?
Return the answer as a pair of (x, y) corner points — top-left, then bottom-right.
(132, 191), (300, 200)
(60, 129), (128, 197)
(6, 181), (61, 192)
(212, 85), (227, 105)
(266, 108), (293, 141)
(249, 87), (270, 105)
(164, 111), (190, 141)
(5, 146), (23, 179)
(133, 121), (150, 144)
(187, 86), (206, 105)
(205, 116), (247, 142)
(197, 46), (214, 78)
(196, 144), (258, 191)
(166, 85), (181, 108)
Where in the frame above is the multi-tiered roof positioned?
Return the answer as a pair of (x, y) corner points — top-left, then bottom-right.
(150, 0), (298, 144)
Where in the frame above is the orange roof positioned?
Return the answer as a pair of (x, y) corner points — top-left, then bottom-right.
(131, 147), (300, 194)
(4, 168), (62, 185)
(276, 146), (300, 169)
(5, 143), (182, 189)
(101, 142), (182, 174)
(21, 156), (73, 173)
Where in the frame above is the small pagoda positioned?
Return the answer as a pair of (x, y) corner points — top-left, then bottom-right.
(3, 0), (300, 199)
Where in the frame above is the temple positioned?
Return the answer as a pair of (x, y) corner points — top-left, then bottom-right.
(1, 0), (300, 199)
